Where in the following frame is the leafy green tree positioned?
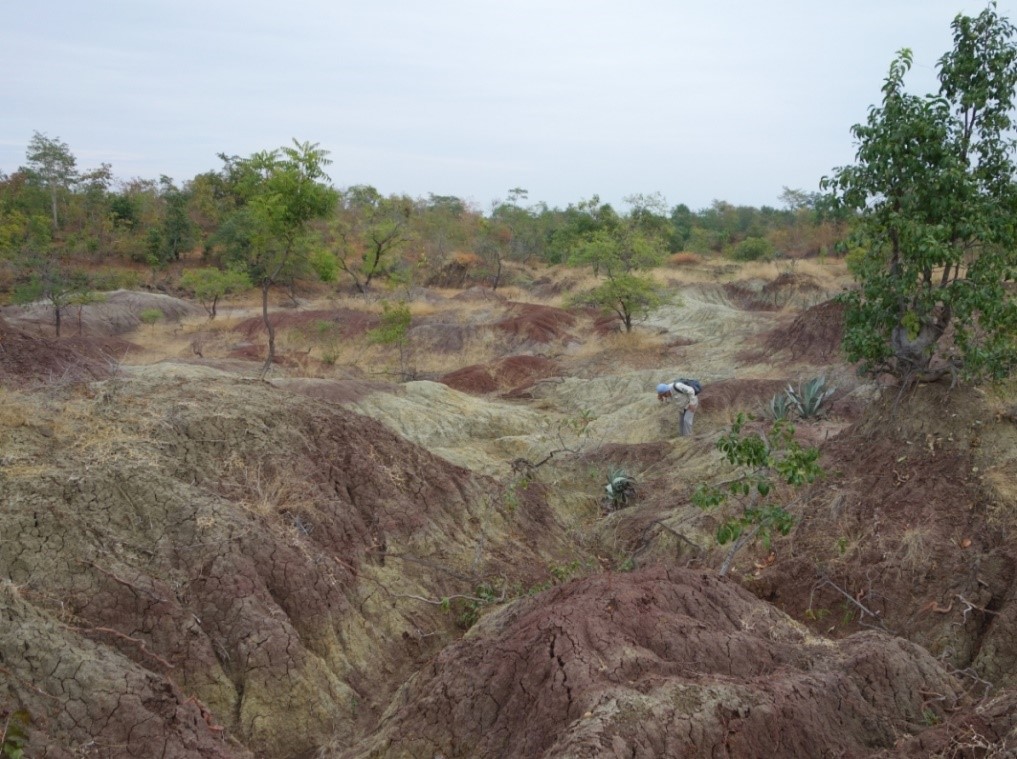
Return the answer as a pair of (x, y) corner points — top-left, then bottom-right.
(12, 257), (90, 337)
(334, 186), (412, 292)
(822, 4), (1017, 382)
(0, 170), (50, 258)
(25, 132), (77, 231)
(488, 188), (550, 266)
(155, 176), (196, 263)
(568, 272), (666, 332)
(568, 221), (668, 276)
(213, 140), (338, 375)
(731, 236), (775, 261)
(694, 415), (822, 576)
(668, 203), (695, 251)
(179, 266), (252, 318)
(367, 300), (413, 378)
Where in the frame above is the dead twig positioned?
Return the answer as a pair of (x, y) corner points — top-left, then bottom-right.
(810, 574), (888, 631)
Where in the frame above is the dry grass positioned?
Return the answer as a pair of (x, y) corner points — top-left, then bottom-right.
(567, 329), (668, 363)
(668, 252), (703, 267)
(0, 388), (34, 429)
(898, 526), (935, 574)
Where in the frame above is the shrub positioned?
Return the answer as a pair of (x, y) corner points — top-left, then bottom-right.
(731, 236), (775, 261)
(139, 308), (163, 327)
(603, 468), (635, 511)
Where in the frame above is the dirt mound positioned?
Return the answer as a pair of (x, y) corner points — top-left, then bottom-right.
(0, 582), (249, 758)
(762, 298), (846, 363)
(233, 308), (380, 339)
(440, 363), (499, 393)
(725, 272), (827, 312)
(495, 302), (577, 343)
(4, 289), (203, 337)
(0, 325), (137, 386)
(695, 377), (789, 415)
(345, 566), (965, 758)
(870, 690), (1017, 757)
(270, 377), (397, 404)
(440, 355), (562, 395)
(751, 383), (1017, 681)
(408, 322), (476, 353)
(0, 375), (575, 758)
(579, 441), (672, 470)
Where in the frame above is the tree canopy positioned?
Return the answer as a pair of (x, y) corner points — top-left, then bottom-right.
(822, 3), (1017, 382)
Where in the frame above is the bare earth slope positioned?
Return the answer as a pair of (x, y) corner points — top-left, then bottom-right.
(3, 265), (1017, 758)
(345, 566), (965, 759)
(0, 370), (573, 757)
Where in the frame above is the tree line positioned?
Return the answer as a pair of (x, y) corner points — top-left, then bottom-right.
(0, 134), (841, 292)
(1, 4), (1015, 384)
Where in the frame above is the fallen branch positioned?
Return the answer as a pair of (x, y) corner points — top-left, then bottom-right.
(810, 574), (887, 631)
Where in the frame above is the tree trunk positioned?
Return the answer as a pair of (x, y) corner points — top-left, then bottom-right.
(719, 524), (761, 577)
(492, 255), (503, 291)
(50, 184), (59, 230)
(890, 309), (950, 378)
(259, 280), (274, 378)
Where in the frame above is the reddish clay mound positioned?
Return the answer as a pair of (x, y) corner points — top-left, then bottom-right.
(0, 377), (572, 758)
(345, 566), (965, 758)
(871, 691), (1017, 757)
(495, 302), (576, 343)
(440, 355), (562, 396)
(234, 308), (379, 339)
(0, 324), (137, 386)
(439, 364), (499, 394)
(753, 385), (1016, 681)
(592, 311), (622, 334)
(496, 354), (560, 389)
(762, 298), (846, 362)
(696, 377), (789, 415)
(579, 441), (672, 470)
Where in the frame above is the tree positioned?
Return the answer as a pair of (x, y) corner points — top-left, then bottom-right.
(333, 186), (412, 292)
(731, 236), (775, 261)
(213, 140), (338, 375)
(367, 300), (413, 379)
(12, 257), (90, 337)
(179, 266), (252, 318)
(822, 4), (1017, 382)
(25, 132), (77, 231)
(568, 272), (667, 332)
(154, 176), (196, 264)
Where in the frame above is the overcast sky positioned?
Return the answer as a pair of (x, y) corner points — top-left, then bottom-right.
(2, 1), (1009, 212)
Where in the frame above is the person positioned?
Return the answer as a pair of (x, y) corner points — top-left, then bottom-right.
(660, 379), (700, 436)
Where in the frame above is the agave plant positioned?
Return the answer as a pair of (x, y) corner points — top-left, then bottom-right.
(787, 376), (836, 419)
(768, 390), (794, 421)
(604, 468), (636, 511)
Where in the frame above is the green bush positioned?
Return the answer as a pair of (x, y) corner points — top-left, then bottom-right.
(731, 236), (775, 261)
(139, 308), (163, 327)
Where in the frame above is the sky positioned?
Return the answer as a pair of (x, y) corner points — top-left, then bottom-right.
(2, 0), (1011, 213)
